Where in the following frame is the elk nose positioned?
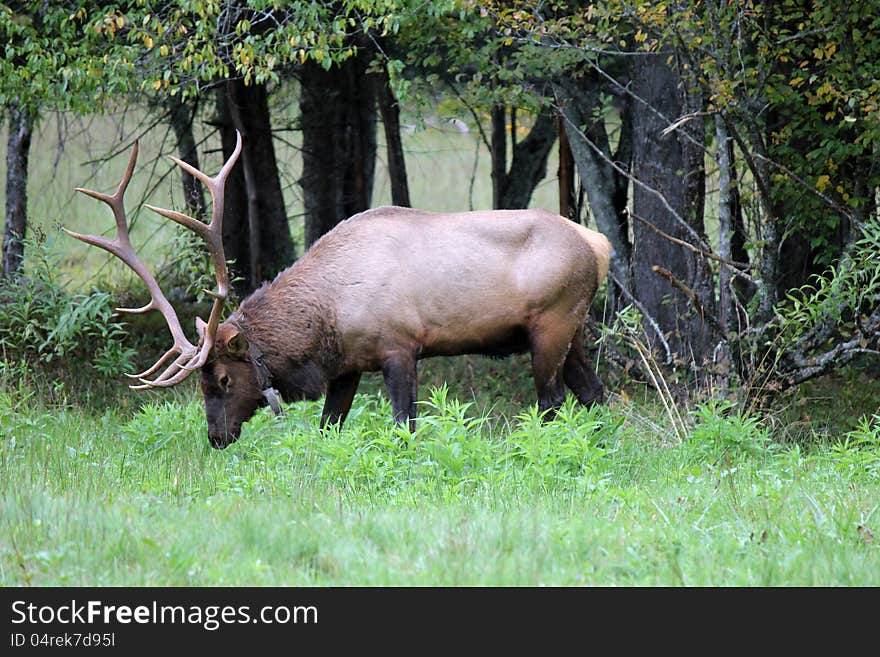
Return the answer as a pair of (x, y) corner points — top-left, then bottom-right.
(208, 426), (240, 450)
(208, 432), (234, 449)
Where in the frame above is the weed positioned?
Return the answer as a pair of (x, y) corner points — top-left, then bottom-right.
(687, 398), (774, 461)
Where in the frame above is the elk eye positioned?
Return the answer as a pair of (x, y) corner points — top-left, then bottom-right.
(218, 373), (231, 391)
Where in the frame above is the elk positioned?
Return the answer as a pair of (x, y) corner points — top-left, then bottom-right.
(68, 132), (611, 449)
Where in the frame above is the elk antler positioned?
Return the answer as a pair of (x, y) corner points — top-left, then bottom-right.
(65, 131), (242, 389)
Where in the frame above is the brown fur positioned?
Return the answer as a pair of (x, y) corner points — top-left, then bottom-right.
(202, 206), (611, 448)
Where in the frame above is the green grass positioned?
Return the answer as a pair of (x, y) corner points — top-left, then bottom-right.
(1, 370), (878, 586)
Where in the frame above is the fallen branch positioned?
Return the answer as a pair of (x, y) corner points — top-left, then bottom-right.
(749, 305), (880, 396)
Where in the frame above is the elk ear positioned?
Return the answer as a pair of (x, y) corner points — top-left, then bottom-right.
(222, 328), (250, 359)
(195, 317), (208, 344)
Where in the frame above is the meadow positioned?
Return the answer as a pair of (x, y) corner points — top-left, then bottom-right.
(2, 372), (879, 586)
(1, 110), (879, 586)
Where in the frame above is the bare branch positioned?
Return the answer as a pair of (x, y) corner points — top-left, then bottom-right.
(608, 272), (673, 365)
(652, 265), (724, 335)
(631, 212), (756, 282)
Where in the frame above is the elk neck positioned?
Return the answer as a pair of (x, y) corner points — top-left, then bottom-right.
(228, 274), (341, 403)
(245, 338), (282, 414)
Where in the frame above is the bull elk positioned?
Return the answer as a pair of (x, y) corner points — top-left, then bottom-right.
(68, 132), (611, 449)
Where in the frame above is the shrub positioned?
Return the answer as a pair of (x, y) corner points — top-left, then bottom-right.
(687, 399), (774, 461)
(0, 241), (136, 381)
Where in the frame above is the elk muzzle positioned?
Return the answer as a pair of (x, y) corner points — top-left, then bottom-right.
(207, 422), (242, 450)
(204, 391), (265, 449)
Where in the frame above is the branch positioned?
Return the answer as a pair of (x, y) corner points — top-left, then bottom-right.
(753, 152), (856, 227)
(450, 83), (492, 153)
(608, 271), (673, 365)
(750, 299), (880, 395)
(631, 212), (757, 283)
(780, 336), (880, 388)
(652, 265), (724, 335)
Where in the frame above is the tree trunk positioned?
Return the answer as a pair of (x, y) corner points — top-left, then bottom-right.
(554, 79), (632, 291)
(712, 114), (735, 391)
(300, 51), (377, 247)
(345, 54), (377, 219)
(715, 115), (735, 337)
(744, 121), (780, 323)
(226, 80), (262, 292)
(2, 105), (34, 280)
(168, 94), (206, 222)
(498, 105), (558, 210)
(611, 92), (633, 248)
(490, 104), (507, 210)
(727, 138), (753, 308)
(300, 61), (344, 247)
(557, 113), (576, 220)
(374, 64), (410, 207)
(630, 53), (714, 363)
(216, 81), (294, 297)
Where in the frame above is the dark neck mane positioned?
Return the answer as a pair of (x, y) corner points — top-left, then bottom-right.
(228, 269), (340, 401)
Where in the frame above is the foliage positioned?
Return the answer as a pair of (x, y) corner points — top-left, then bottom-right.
(837, 414), (880, 478)
(687, 399), (774, 462)
(2, 1), (460, 113)
(774, 215), (880, 349)
(732, 214), (880, 394)
(156, 226), (225, 307)
(394, 1), (581, 111)
(490, 1), (880, 229)
(0, 241), (136, 380)
(0, 2), (139, 113)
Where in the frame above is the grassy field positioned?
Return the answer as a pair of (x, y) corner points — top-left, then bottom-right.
(1, 111), (879, 586)
(1, 368), (879, 586)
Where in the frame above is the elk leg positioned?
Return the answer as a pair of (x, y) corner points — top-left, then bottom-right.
(382, 353), (418, 432)
(320, 371), (362, 429)
(529, 318), (576, 419)
(546, 370), (567, 415)
(562, 336), (604, 406)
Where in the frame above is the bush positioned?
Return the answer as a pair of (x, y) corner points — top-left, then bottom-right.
(0, 242), (136, 381)
(686, 399), (774, 461)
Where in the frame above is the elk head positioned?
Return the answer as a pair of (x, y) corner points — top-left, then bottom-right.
(66, 132), (273, 449)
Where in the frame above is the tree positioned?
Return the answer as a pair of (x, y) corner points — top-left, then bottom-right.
(2, 104), (35, 279)
(554, 72), (633, 292)
(299, 47), (378, 247)
(167, 94), (206, 222)
(0, 1), (427, 281)
(373, 53), (411, 208)
(629, 52), (714, 363)
(488, 104), (558, 209)
(0, 2), (137, 279)
(485, 0), (880, 397)
(128, 1), (442, 256)
(394, 3), (566, 212)
(216, 79), (294, 295)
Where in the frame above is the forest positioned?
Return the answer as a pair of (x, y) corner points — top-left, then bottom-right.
(1, 1), (878, 587)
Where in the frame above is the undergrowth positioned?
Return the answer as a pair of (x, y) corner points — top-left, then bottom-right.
(0, 241), (136, 384)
